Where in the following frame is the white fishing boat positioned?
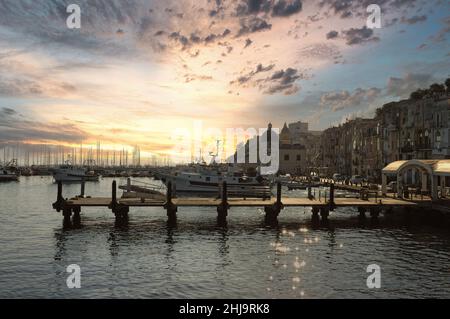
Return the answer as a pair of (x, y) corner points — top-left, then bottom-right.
(52, 161), (99, 183)
(0, 160), (20, 182)
(0, 168), (20, 182)
(154, 164), (271, 198)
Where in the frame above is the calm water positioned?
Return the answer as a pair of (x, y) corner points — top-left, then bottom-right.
(0, 176), (449, 299)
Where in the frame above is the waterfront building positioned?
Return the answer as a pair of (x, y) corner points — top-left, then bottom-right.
(290, 121), (322, 173)
(278, 122), (306, 175)
(315, 93), (450, 181)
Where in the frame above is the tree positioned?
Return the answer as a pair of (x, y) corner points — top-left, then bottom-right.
(429, 83), (446, 95)
(410, 89), (426, 100)
(445, 78), (450, 92)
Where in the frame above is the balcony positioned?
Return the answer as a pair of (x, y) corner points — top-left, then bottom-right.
(415, 144), (432, 151)
(401, 145), (414, 153)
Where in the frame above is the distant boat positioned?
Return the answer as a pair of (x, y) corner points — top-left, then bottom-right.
(0, 168), (20, 182)
(52, 162), (99, 183)
(0, 160), (20, 182)
(276, 174), (293, 183)
(282, 181), (307, 190)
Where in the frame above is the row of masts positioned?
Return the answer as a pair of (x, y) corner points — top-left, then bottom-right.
(2, 139), (226, 168)
(1, 143), (170, 167)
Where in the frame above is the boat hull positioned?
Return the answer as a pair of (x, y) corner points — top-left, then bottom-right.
(0, 175), (19, 182)
(53, 173), (99, 182)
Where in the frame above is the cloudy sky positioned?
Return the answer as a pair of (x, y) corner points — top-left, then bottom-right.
(0, 0), (449, 158)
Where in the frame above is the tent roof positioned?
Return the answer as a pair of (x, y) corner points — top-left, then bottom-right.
(433, 160), (450, 175)
(382, 159), (450, 175)
(382, 160), (408, 173)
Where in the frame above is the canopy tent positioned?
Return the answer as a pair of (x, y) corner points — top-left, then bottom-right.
(381, 160), (450, 200)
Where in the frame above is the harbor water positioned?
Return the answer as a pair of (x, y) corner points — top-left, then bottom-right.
(0, 176), (449, 298)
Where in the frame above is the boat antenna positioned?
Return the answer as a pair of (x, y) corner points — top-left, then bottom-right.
(208, 140), (221, 164)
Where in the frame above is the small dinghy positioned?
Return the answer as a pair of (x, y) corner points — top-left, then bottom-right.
(119, 179), (165, 201)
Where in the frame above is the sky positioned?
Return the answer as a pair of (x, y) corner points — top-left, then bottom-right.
(0, 0), (449, 161)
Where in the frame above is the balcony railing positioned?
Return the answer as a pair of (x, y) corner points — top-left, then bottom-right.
(401, 145), (414, 153)
(414, 144), (432, 150)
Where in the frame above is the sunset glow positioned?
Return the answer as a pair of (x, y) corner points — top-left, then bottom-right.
(1, 0), (449, 163)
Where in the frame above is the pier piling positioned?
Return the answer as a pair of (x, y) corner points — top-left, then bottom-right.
(358, 207), (366, 219)
(111, 180), (117, 210)
(217, 181), (229, 224)
(264, 182), (283, 224)
(329, 183), (335, 211)
(72, 206), (81, 225)
(62, 207), (72, 224)
(370, 207), (381, 218)
(311, 207), (320, 223)
(320, 207), (329, 221)
(80, 178), (85, 198)
(164, 181), (177, 223)
(109, 180), (128, 220)
(52, 181), (64, 212)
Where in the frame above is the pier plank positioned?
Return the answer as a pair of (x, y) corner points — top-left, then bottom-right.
(63, 196), (420, 208)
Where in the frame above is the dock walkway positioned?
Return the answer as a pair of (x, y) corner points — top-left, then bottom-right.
(52, 180), (441, 225)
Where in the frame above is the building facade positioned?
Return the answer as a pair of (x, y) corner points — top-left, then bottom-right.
(278, 123), (306, 175)
(315, 94), (450, 181)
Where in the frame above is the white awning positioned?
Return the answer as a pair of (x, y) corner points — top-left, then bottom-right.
(381, 160), (408, 174)
(433, 160), (450, 176)
(382, 159), (450, 176)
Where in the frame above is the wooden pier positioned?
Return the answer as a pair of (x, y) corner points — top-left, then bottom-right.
(51, 180), (440, 225)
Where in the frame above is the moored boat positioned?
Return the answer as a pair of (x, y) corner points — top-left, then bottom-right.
(0, 160), (20, 182)
(154, 164), (272, 198)
(119, 179), (165, 200)
(52, 162), (99, 183)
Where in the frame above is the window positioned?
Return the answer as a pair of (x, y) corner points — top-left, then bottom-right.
(436, 130), (441, 143)
(284, 154), (290, 161)
(296, 154), (301, 161)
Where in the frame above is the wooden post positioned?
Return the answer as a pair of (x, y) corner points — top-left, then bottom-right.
(111, 180), (117, 211)
(274, 181), (283, 216)
(329, 183), (335, 211)
(52, 181), (63, 212)
(265, 182), (283, 224)
(57, 181), (62, 204)
(358, 207), (366, 218)
(62, 207), (72, 225)
(217, 181), (229, 224)
(276, 181), (282, 207)
(72, 206), (81, 225)
(311, 206), (320, 223)
(370, 207), (380, 218)
(320, 207), (329, 221)
(80, 177), (85, 198)
(109, 180), (128, 221)
(164, 181), (177, 223)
